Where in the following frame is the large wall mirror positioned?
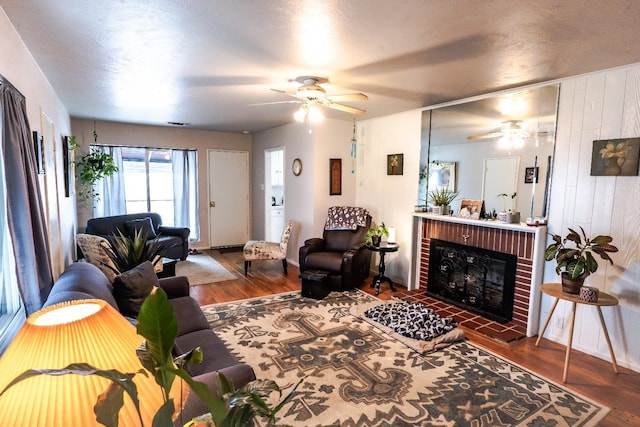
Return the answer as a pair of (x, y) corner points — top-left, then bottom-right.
(418, 83), (560, 219)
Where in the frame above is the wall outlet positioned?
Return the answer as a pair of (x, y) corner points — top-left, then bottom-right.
(553, 315), (564, 328)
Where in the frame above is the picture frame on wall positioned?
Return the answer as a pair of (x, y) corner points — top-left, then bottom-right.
(590, 137), (640, 176)
(32, 131), (45, 174)
(428, 161), (456, 192)
(387, 153), (404, 175)
(329, 158), (342, 195)
(62, 136), (72, 197)
(524, 167), (538, 184)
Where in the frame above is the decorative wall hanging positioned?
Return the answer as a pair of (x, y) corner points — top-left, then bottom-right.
(329, 158), (342, 195)
(387, 153), (403, 175)
(32, 131), (44, 174)
(590, 137), (640, 176)
(524, 166), (539, 184)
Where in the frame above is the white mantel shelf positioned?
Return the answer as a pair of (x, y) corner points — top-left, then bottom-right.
(412, 212), (546, 234)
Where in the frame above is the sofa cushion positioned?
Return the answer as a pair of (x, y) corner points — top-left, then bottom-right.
(174, 329), (238, 376)
(44, 262), (118, 310)
(125, 217), (157, 239)
(169, 296), (211, 335)
(76, 233), (118, 282)
(112, 261), (159, 317)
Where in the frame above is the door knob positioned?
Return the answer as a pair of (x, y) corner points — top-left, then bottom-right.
(209, 201), (216, 207)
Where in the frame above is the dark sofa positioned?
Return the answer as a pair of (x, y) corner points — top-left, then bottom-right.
(86, 212), (190, 260)
(44, 262), (255, 423)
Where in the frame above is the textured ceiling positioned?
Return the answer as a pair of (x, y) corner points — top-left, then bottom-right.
(2, 0), (640, 133)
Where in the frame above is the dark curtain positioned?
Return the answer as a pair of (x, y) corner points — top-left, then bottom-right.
(0, 76), (53, 314)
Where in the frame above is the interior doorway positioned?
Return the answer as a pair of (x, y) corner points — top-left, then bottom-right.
(265, 147), (284, 241)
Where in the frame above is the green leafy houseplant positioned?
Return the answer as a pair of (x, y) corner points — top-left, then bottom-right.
(428, 188), (460, 207)
(497, 192), (517, 212)
(0, 288), (302, 427)
(75, 147), (119, 206)
(544, 226), (618, 292)
(104, 229), (168, 274)
(365, 222), (389, 246)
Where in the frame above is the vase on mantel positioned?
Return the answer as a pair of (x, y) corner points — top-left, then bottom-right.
(432, 205), (450, 215)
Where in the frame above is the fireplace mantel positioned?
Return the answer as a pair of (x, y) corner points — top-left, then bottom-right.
(409, 213), (548, 337)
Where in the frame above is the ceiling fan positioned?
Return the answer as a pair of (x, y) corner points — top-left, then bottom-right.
(467, 120), (553, 141)
(254, 76), (368, 120)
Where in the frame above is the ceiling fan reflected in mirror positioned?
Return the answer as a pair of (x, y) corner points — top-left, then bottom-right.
(253, 76), (368, 122)
(467, 120), (553, 142)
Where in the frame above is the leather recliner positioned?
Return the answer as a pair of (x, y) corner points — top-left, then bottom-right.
(299, 213), (372, 291)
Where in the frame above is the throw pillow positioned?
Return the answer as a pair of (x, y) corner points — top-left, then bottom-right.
(112, 261), (159, 317)
(124, 217), (157, 239)
(76, 233), (118, 283)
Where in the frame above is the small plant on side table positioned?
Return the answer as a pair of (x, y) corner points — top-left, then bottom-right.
(365, 222), (389, 246)
(544, 226), (618, 294)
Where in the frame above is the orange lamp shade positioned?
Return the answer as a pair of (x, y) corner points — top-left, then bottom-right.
(0, 299), (185, 426)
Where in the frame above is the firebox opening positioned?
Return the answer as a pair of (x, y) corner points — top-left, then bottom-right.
(427, 238), (517, 323)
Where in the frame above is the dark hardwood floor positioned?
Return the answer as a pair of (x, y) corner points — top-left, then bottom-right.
(191, 249), (640, 427)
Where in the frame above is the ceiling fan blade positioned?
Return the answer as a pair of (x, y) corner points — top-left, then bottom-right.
(326, 102), (367, 115)
(248, 100), (302, 106)
(467, 132), (503, 141)
(270, 88), (297, 97)
(326, 93), (369, 102)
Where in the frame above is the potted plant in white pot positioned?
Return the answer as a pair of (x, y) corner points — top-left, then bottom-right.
(544, 226), (618, 294)
(497, 192), (519, 223)
(428, 188), (460, 215)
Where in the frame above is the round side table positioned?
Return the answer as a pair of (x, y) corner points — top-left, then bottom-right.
(366, 243), (399, 296)
(535, 283), (619, 382)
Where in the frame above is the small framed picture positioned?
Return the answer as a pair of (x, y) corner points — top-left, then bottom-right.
(525, 167), (538, 184)
(329, 158), (342, 195)
(458, 199), (484, 220)
(387, 153), (403, 175)
(32, 131), (45, 174)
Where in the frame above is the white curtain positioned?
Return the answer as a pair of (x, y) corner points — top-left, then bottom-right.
(92, 145), (126, 217)
(172, 149), (199, 240)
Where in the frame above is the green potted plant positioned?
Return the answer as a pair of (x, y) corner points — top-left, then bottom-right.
(365, 222), (389, 246)
(75, 147), (119, 207)
(103, 229), (169, 274)
(428, 188), (460, 215)
(497, 192), (519, 223)
(544, 226), (618, 294)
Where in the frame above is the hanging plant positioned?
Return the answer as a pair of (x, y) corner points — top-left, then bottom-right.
(75, 146), (118, 206)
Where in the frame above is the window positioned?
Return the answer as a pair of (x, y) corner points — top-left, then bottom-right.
(121, 147), (175, 225)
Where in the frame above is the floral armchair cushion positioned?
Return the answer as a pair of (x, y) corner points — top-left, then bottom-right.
(243, 220), (293, 261)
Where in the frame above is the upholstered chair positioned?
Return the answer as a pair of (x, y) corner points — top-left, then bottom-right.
(243, 220), (293, 275)
(299, 207), (372, 291)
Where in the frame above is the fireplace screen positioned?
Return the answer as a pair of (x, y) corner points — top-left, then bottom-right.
(427, 239), (517, 323)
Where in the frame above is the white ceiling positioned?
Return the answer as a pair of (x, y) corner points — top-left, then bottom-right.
(2, 1), (640, 134)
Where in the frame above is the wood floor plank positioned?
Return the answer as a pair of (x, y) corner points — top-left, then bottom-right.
(189, 249), (640, 426)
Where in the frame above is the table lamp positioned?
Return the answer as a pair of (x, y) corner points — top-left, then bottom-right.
(0, 299), (184, 426)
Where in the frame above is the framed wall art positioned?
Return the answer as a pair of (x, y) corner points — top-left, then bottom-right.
(32, 131), (45, 174)
(387, 153), (404, 175)
(524, 166), (538, 184)
(329, 158), (342, 195)
(428, 161), (456, 192)
(590, 137), (640, 176)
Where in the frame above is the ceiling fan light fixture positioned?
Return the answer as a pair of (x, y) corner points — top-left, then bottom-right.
(294, 103), (324, 123)
(307, 104), (324, 122)
(294, 105), (307, 122)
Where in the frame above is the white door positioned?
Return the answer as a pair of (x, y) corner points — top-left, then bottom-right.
(208, 150), (250, 247)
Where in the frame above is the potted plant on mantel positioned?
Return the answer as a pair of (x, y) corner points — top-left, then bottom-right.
(544, 226), (618, 294)
(428, 188), (460, 215)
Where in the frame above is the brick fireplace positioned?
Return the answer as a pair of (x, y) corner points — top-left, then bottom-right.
(411, 214), (547, 336)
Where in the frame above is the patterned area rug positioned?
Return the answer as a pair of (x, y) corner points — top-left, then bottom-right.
(201, 291), (609, 427)
(175, 253), (235, 285)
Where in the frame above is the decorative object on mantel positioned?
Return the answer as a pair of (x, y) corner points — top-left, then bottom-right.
(365, 222), (389, 246)
(428, 188), (460, 215)
(544, 226), (618, 294)
(590, 137), (640, 176)
(458, 199), (483, 220)
(497, 192), (520, 223)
